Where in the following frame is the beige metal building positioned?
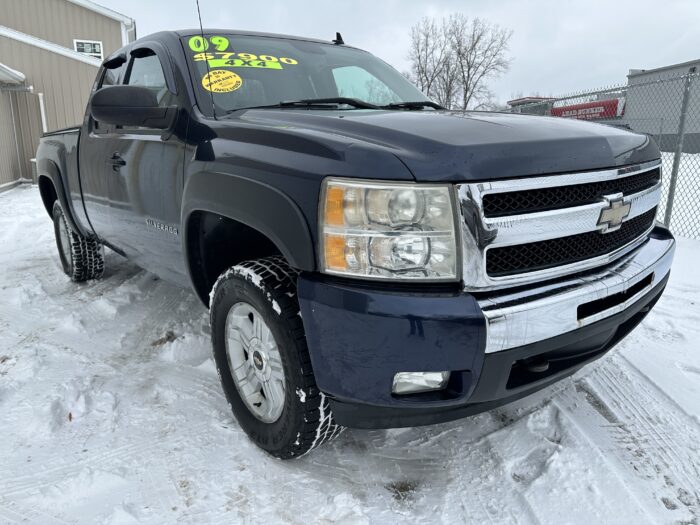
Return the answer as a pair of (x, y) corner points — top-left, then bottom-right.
(0, 0), (135, 191)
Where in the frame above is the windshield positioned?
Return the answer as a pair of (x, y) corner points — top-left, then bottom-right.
(180, 33), (430, 115)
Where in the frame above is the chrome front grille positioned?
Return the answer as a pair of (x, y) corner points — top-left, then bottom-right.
(485, 208), (657, 277)
(457, 159), (662, 291)
(482, 168), (660, 217)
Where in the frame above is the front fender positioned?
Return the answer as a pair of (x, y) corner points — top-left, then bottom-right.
(182, 170), (316, 273)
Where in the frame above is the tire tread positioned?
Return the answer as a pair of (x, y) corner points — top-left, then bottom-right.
(53, 201), (104, 282)
(210, 256), (342, 458)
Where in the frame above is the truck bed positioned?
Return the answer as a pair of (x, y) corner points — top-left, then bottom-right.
(41, 126), (80, 138)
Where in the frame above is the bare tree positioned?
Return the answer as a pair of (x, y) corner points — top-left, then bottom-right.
(407, 14), (512, 110)
(407, 17), (451, 103)
(433, 45), (460, 108)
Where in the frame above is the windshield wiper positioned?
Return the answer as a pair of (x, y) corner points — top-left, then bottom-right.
(380, 101), (445, 110)
(227, 98), (444, 113)
(229, 97), (379, 113)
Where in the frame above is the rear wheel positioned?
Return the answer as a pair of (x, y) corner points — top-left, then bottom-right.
(52, 201), (104, 282)
(209, 256), (342, 459)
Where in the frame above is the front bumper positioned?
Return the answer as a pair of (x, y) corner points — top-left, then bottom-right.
(297, 226), (675, 429)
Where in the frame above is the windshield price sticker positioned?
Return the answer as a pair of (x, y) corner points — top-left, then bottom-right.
(193, 52), (298, 70)
(202, 70), (243, 93)
(189, 36), (299, 70)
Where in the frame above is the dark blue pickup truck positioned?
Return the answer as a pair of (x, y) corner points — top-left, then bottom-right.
(35, 29), (675, 458)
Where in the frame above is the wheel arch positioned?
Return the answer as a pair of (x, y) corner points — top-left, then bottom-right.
(183, 171), (316, 305)
(38, 174), (58, 218)
(36, 159), (86, 236)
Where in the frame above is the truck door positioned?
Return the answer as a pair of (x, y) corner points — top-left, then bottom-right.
(78, 60), (127, 241)
(105, 46), (188, 283)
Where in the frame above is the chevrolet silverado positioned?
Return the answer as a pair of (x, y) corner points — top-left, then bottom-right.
(35, 29), (675, 458)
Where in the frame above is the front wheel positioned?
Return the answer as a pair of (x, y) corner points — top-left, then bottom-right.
(209, 256), (342, 459)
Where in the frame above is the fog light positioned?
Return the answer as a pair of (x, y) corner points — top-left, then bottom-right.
(392, 371), (450, 395)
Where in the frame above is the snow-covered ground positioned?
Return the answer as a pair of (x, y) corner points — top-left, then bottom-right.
(0, 185), (699, 525)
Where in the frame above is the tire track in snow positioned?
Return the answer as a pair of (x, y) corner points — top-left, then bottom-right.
(559, 356), (700, 521)
(549, 390), (661, 523)
(0, 498), (73, 525)
(619, 352), (700, 427)
(2, 439), (166, 498)
(437, 412), (544, 525)
(597, 360), (700, 498)
(458, 440), (542, 525)
(476, 398), (658, 525)
(1, 433), (210, 525)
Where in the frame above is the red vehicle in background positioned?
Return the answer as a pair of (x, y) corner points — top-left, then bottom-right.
(551, 98), (626, 120)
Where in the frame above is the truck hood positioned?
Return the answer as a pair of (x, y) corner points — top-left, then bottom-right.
(234, 109), (659, 182)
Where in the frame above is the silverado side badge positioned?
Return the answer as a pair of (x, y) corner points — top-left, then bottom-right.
(145, 218), (179, 236)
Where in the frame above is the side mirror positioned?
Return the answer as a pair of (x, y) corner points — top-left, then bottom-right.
(90, 85), (177, 129)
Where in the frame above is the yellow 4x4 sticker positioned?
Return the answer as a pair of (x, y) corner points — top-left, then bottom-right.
(202, 70), (242, 93)
(207, 58), (282, 69)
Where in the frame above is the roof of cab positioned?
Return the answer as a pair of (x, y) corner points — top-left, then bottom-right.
(174, 29), (341, 46)
(103, 29), (363, 64)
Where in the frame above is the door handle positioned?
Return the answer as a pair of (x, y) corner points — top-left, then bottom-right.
(108, 153), (126, 170)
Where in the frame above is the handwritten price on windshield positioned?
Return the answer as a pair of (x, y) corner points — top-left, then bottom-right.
(192, 52), (298, 65)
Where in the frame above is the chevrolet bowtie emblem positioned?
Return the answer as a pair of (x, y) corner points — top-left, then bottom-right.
(597, 196), (631, 233)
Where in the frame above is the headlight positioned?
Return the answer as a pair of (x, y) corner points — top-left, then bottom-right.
(319, 178), (459, 281)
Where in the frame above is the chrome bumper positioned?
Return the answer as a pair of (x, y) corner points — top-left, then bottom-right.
(478, 232), (675, 353)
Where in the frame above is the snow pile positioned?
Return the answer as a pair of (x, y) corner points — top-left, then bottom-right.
(0, 186), (698, 524)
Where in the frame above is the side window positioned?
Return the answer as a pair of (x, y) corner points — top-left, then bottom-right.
(92, 64), (125, 132)
(332, 66), (399, 106)
(125, 51), (174, 107)
(100, 64), (124, 88)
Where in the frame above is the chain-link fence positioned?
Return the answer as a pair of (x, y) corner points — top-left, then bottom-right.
(505, 67), (700, 240)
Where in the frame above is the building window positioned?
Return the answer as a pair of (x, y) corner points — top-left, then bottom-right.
(74, 40), (103, 60)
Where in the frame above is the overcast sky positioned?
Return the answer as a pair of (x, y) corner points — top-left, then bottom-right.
(96, 0), (700, 104)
